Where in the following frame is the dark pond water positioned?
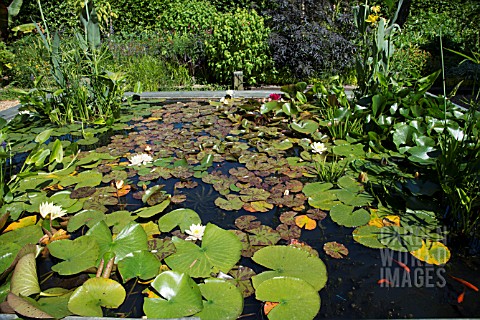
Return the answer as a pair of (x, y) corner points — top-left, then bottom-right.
(34, 99), (480, 319)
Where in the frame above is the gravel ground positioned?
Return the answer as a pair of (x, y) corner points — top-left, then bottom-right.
(0, 100), (19, 111)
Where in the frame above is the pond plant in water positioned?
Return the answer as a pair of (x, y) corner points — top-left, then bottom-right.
(0, 3), (479, 320)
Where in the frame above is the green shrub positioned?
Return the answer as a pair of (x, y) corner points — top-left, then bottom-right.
(390, 38), (431, 79)
(204, 8), (273, 85)
(157, 0), (216, 35)
(0, 42), (15, 85)
(9, 34), (54, 88)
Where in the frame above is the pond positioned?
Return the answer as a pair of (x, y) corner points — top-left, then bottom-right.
(0, 97), (479, 319)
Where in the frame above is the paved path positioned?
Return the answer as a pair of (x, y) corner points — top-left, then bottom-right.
(0, 90), (283, 122)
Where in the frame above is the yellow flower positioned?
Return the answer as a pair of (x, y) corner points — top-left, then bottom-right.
(371, 5), (381, 14)
(366, 14), (379, 24)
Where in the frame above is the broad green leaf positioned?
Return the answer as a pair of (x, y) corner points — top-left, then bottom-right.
(330, 204), (370, 227)
(252, 245), (327, 291)
(47, 236), (100, 275)
(35, 129), (53, 144)
(7, 293), (53, 319)
(105, 210), (137, 233)
(195, 279), (243, 320)
(67, 210), (105, 232)
(337, 176), (363, 193)
(135, 199), (171, 218)
(60, 170), (103, 189)
(49, 139), (64, 164)
(336, 190), (373, 207)
(290, 120), (319, 134)
(0, 224), (42, 252)
(87, 221), (148, 263)
(352, 226), (385, 249)
(37, 289), (73, 319)
(117, 250), (161, 282)
(10, 253), (40, 297)
(158, 208), (201, 233)
(143, 271), (203, 318)
(378, 226), (423, 252)
(410, 240), (450, 265)
(255, 277), (320, 320)
(68, 278), (126, 317)
(0, 242), (21, 275)
(272, 140), (293, 151)
(165, 224), (242, 278)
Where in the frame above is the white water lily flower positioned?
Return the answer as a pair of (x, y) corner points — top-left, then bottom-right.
(129, 153), (153, 166)
(185, 223), (206, 241)
(39, 202), (67, 220)
(311, 142), (327, 154)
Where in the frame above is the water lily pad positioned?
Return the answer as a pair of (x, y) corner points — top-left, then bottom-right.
(337, 176), (364, 193)
(255, 277), (320, 320)
(135, 199), (171, 218)
(302, 182), (333, 197)
(68, 277), (126, 317)
(10, 253), (40, 297)
(7, 293), (53, 318)
(70, 187), (96, 199)
(227, 266), (256, 298)
(243, 201), (274, 213)
(158, 208), (201, 233)
(378, 226), (423, 252)
(0, 243), (21, 275)
(336, 189), (373, 207)
(165, 224), (242, 278)
(252, 245), (327, 291)
(148, 237), (176, 260)
(272, 140), (294, 151)
(87, 221), (148, 263)
(142, 185), (168, 206)
(352, 225), (385, 249)
(290, 120), (319, 134)
(143, 271), (203, 318)
(323, 241), (349, 259)
(240, 188), (270, 202)
(195, 279), (243, 320)
(0, 224), (43, 249)
(295, 215), (317, 230)
(60, 170), (103, 189)
(47, 236), (100, 275)
(117, 250), (161, 282)
(410, 240), (450, 265)
(67, 210), (105, 232)
(275, 224), (302, 241)
(332, 143), (365, 158)
(247, 226), (281, 246)
(37, 288), (73, 318)
(104, 210), (137, 233)
(214, 195), (244, 211)
(235, 215), (262, 230)
(330, 204), (370, 227)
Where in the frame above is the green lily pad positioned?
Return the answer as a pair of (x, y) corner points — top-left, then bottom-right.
(117, 250), (161, 282)
(335, 189), (373, 207)
(255, 277), (320, 320)
(246, 226), (281, 246)
(352, 226), (385, 249)
(10, 253), (40, 297)
(227, 266), (256, 298)
(332, 143), (365, 158)
(378, 226), (423, 252)
(7, 293), (53, 318)
(87, 221), (148, 263)
(0, 224), (43, 248)
(101, 170), (128, 183)
(142, 185), (168, 206)
(158, 208), (202, 233)
(330, 204), (370, 227)
(148, 237), (176, 261)
(272, 140), (294, 151)
(0, 242), (21, 275)
(252, 245), (327, 291)
(214, 195), (244, 211)
(37, 289), (73, 318)
(337, 176), (363, 193)
(68, 277), (126, 317)
(235, 215), (262, 230)
(240, 188), (270, 202)
(302, 182), (334, 197)
(290, 120), (319, 134)
(410, 240), (451, 265)
(105, 210), (137, 233)
(67, 210), (105, 232)
(60, 170), (103, 189)
(195, 279), (243, 320)
(48, 236), (100, 275)
(143, 271), (203, 318)
(165, 223), (242, 278)
(135, 199), (171, 218)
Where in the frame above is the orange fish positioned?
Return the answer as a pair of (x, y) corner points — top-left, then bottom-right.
(378, 279), (393, 286)
(457, 290), (465, 303)
(450, 275), (479, 292)
(392, 259), (410, 273)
